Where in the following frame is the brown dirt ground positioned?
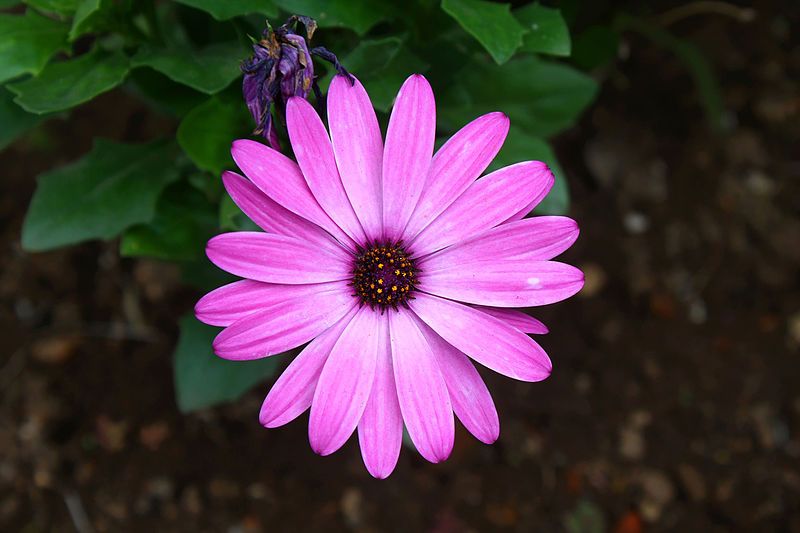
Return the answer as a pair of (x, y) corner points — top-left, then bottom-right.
(1, 4), (799, 532)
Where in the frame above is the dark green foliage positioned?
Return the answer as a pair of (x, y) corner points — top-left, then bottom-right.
(21, 139), (179, 251)
(173, 315), (284, 412)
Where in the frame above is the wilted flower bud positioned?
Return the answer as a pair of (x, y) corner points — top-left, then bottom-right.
(241, 15), (351, 149)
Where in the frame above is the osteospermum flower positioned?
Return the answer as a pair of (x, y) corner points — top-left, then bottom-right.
(196, 73), (584, 478)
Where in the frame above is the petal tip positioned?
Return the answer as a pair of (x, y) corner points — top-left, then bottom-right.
(570, 220), (581, 238)
(486, 111), (510, 125)
(220, 170), (244, 193)
(204, 237), (218, 257)
(309, 428), (341, 457)
(427, 449), (452, 464)
(193, 300), (211, 325)
(310, 441), (336, 457)
(397, 73), (433, 99)
(210, 338), (228, 360)
(477, 427), (500, 445)
(573, 271), (587, 295)
(230, 138), (249, 153)
(259, 406), (285, 429)
(365, 462), (397, 480)
(408, 72), (430, 85)
(418, 440), (454, 464)
(286, 95), (313, 116)
(331, 72), (360, 90)
(258, 408), (272, 428)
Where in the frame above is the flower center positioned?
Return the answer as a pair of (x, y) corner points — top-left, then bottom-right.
(352, 242), (418, 310)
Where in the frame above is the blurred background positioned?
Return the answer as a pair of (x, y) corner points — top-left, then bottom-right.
(1, 0), (799, 531)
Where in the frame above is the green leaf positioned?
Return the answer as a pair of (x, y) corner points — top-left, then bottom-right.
(8, 48), (129, 114)
(69, 0), (107, 41)
(341, 37), (404, 82)
(177, 95), (251, 175)
(0, 11), (68, 84)
(440, 56), (597, 137)
(132, 41), (244, 94)
(173, 314), (283, 413)
(0, 87), (45, 149)
(514, 3), (570, 57)
(274, 0), (393, 35)
(125, 68), (207, 118)
(0, 0), (23, 8)
(488, 127), (569, 215)
(441, 0), (526, 65)
(219, 194), (259, 231)
(322, 36), (429, 112)
(358, 49), (429, 114)
(21, 139), (179, 251)
(174, 0), (277, 20)
(181, 258), (236, 291)
(120, 183), (217, 261)
(23, 0), (78, 15)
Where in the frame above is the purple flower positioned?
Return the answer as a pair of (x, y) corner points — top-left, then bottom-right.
(196, 74), (584, 478)
(241, 16), (349, 149)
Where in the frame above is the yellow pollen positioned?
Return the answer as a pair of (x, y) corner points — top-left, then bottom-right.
(351, 241), (419, 310)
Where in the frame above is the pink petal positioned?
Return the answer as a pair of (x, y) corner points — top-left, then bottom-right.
(420, 325), (499, 444)
(212, 281), (356, 360)
(357, 315), (401, 479)
(389, 309), (454, 463)
(308, 307), (384, 456)
(410, 162), (554, 256)
(286, 98), (367, 244)
(410, 293), (551, 382)
(503, 166), (560, 223)
(222, 171), (338, 250)
(473, 306), (549, 334)
(505, 198), (538, 223)
(420, 260), (584, 307)
(206, 232), (351, 284)
(259, 307), (357, 428)
(420, 216), (579, 271)
(328, 75), (383, 241)
(195, 280), (346, 327)
(403, 112), (509, 240)
(231, 139), (355, 248)
(382, 74), (436, 241)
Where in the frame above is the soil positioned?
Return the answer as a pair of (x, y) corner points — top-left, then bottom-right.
(1, 4), (799, 532)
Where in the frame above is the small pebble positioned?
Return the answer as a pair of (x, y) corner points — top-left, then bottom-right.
(31, 336), (80, 364)
(677, 464), (706, 501)
(579, 263), (607, 298)
(638, 469), (675, 522)
(624, 212), (650, 235)
(340, 487), (363, 528)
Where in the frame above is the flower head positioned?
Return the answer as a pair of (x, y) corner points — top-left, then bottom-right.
(241, 16), (351, 149)
(197, 73), (584, 478)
